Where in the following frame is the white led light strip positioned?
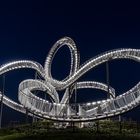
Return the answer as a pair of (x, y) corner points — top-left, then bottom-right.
(0, 37), (140, 122)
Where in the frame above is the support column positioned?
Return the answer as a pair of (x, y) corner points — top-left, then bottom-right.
(119, 115), (122, 134)
(106, 60), (111, 121)
(0, 75), (5, 129)
(74, 83), (77, 105)
(106, 61), (110, 99)
(25, 109), (29, 124)
(32, 72), (38, 123)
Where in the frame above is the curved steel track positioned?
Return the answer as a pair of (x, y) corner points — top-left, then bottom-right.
(0, 37), (140, 122)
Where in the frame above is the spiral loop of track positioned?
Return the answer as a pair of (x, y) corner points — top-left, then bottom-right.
(0, 37), (140, 121)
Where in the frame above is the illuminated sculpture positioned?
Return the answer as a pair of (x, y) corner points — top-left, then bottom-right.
(0, 37), (140, 122)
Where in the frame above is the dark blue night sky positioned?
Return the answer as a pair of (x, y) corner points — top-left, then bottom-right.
(0, 1), (140, 125)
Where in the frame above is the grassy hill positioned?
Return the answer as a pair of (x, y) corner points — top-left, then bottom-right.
(0, 120), (140, 140)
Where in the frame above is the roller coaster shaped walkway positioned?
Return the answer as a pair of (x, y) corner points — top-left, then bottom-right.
(0, 37), (140, 122)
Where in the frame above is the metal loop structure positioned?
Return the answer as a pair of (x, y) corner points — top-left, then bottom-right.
(0, 37), (140, 122)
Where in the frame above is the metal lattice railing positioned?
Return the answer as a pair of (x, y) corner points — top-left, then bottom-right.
(0, 37), (139, 121)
